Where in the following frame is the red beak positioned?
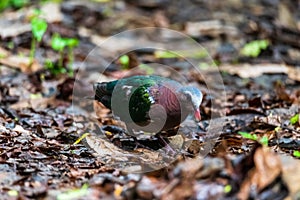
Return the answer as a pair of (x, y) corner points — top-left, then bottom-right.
(194, 109), (201, 121)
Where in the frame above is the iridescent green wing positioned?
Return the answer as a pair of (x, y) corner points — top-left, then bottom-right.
(128, 83), (155, 123)
(111, 76), (158, 123)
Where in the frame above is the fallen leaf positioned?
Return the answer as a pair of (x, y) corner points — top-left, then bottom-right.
(238, 147), (281, 200)
(220, 63), (300, 82)
(13, 125), (30, 136)
(220, 63), (288, 78)
(280, 155), (300, 198)
(0, 22), (31, 39)
(0, 56), (42, 73)
(185, 20), (238, 37)
(41, 2), (63, 23)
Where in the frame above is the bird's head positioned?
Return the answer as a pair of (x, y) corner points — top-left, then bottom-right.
(178, 86), (203, 121)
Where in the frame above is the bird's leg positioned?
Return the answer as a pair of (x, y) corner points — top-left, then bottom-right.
(125, 126), (156, 151)
(126, 125), (176, 154)
(124, 127), (141, 149)
(156, 134), (177, 155)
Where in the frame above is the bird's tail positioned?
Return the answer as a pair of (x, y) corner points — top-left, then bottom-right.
(93, 82), (109, 101)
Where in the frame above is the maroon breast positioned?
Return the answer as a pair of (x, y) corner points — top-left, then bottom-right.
(149, 84), (190, 131)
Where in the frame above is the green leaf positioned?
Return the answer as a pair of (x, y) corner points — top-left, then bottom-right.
(30, 93), (42, 99)
(65, 38), (79, 48)
(224, 185), (232, 193)
(45, 59), (54, 68)
(139, 64), (154, 75)
(44, 59), (67, 75)
(31, 17), (48, 42)
(241, 40), (269, 57)
(0, 0), (10, 11)
(179, 49), (207, 59)
(57, 184), (89, 200)
(32, 8), (42, 18)
(238, 131), (258, 141)
(11, 0), (29, 8)
(51, 33), (67, 51)
(154, 50), (179, 59)
(259, 136), (268, 146)
(155, 49), (207, 59)
(198, 62), (210, 70)
(274, 126), (281, 132)
(7, 41), (14, 49)
(8, 190), (18, 197)
(119, 55), (129, 69)
(239, 131), (269, 146)
(290, 114), (299, 125)
(293, 150), (300, 158)
(51, 35), (79, 51)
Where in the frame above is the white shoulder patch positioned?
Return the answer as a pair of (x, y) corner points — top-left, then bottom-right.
(122, 85), (133, 96)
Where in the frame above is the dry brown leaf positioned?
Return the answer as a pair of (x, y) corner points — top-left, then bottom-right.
(220, 63), (288, 78)
(86, 134), (131, 162)
(0, 56), (42, 73)
(30, 96), (56, 110)
(10, 100), (31, 110)
(238, 147), (281, 200)
(287, 66), (300, 82)
(278, 0), (297, 29)
(185, 20), (238, 37)
(40, 2), (63, 23)
(13, 124), (30, 136)
(86, 134), (162, 173)
(93, 101), (111, 119)
(161, 180), (194, 200)
(0, 23), (31, 39)
(153, 11), (169, 28)
(174, 158), (204, 179)
(280, 155), (300, 199)
(137, 176), (167, 200)
(253, 147), (281, 189)
(220, 63), (300, 82)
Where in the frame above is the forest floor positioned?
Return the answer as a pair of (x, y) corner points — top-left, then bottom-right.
(0, 0), (300, 199)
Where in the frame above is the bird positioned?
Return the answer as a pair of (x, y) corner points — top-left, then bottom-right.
(93, 75), (203, 138)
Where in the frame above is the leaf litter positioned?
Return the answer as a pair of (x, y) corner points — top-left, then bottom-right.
(0, 0), (300, 199)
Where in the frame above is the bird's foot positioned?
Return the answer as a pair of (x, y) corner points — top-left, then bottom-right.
(157, 135), (178, 155)
(101, 125), (178, 155)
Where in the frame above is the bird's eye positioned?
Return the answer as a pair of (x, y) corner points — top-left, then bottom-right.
(184, 93), (192, 101)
